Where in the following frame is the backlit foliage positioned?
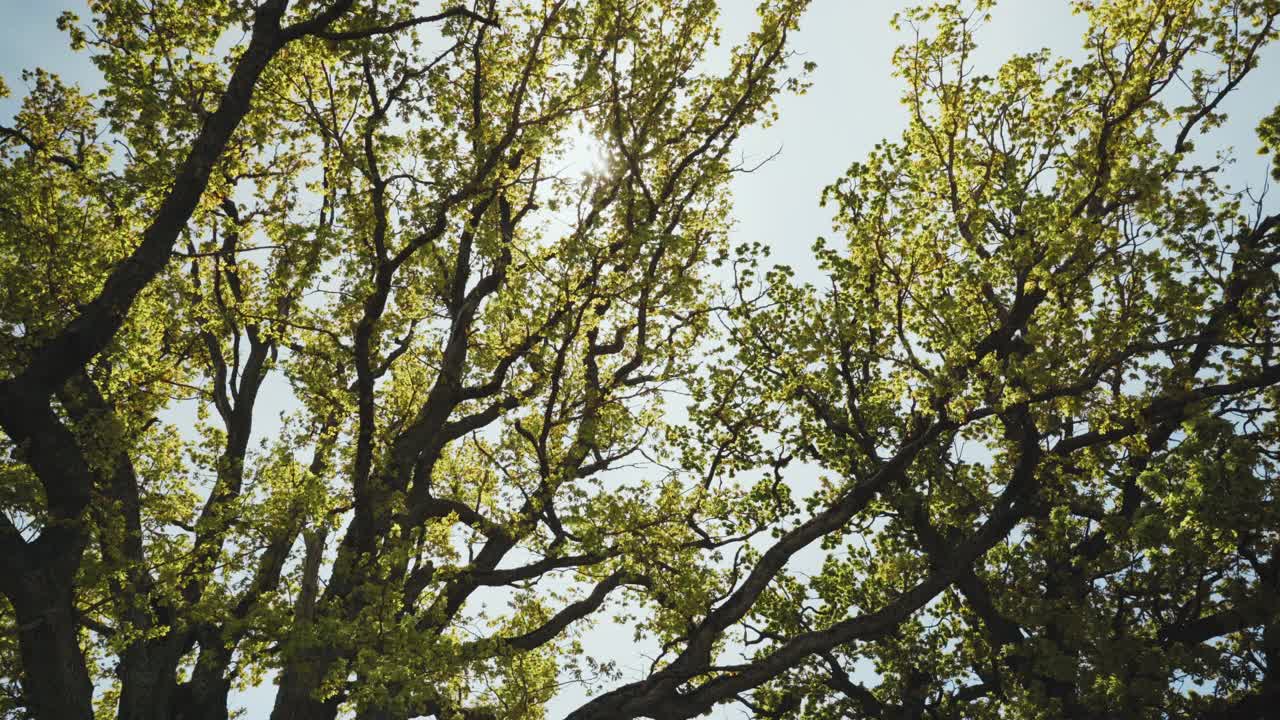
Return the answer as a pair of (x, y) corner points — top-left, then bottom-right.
(1, 1), (1278, 720)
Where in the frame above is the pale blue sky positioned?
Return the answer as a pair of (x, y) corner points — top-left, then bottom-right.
(3, 1), (1277, 717)
(6, 1), (1275, 281)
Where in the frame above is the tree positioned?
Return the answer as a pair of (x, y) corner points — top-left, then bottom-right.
(0, 0), (1277, 719)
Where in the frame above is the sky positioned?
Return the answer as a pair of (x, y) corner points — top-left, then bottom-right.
(3, 1), (1278, 718)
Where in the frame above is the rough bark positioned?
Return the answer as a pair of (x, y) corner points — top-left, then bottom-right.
(9, 557), (94, 720)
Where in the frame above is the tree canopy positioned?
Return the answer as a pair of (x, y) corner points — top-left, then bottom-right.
(1, 1), (1278, 719)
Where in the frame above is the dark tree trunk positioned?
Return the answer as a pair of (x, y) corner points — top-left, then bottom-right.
(270, 529), (339, 720)
(171, 645), (233, 720)
(115, 641), (185, 720)
(10, 565), (94, 720)
(270, 660), (342, 720)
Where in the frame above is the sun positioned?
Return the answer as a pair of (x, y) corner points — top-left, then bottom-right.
(563, 126), (611, 178)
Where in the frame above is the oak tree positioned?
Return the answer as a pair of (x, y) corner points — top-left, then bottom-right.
(1, 1), (1279, 720)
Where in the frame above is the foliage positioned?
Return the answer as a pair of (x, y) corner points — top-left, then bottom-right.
(1, 1), (1278, 720)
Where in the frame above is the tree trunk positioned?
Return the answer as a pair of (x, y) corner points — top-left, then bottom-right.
(116, 641), (184, 720)
(171, 644), (233, 720)
(271, 528), (339, 720)
(270, 657), (342, 720)
(10, 567), (94, 720)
